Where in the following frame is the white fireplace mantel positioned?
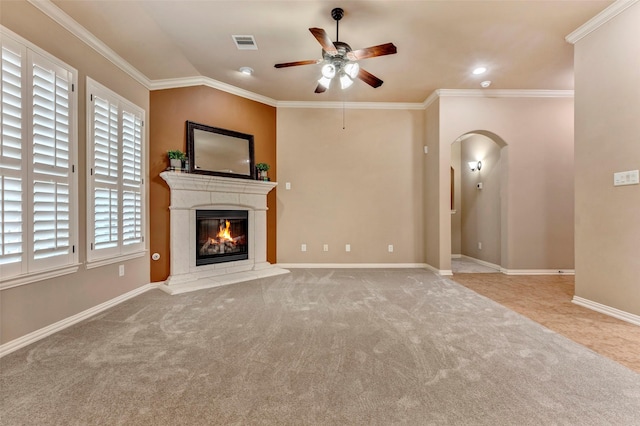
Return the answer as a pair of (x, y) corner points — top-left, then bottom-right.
(159, 171), (288, 294)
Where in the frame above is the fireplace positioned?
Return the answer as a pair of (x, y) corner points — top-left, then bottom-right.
(159, 171), (288, 295)
(196, 210), (248, 265)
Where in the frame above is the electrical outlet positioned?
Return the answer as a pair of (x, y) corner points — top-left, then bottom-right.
(285, 182), (291, 190)
(119, 265), (124, 276)
(388, 244), (394, 253)
(345, 244), (351, 252)
(478, 242), (482, 250)
(323, 244), (329, 252)
(301, 244), (307, 252)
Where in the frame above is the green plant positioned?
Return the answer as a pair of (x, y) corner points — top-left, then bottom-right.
(256, 163), (270, 171)
(167, 149), (186, 160)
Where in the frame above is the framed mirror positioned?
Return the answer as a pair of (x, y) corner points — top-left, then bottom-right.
(186, 121), (255, 179)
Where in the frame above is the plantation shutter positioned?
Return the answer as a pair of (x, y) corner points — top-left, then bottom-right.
(0, 40), (25, 273)
(121, 110), (143, 249)
(87, 77), (145, 263)
(1, 28), (78, 285)
(91, 95), (119, 252)
(29, 51), (74, 270)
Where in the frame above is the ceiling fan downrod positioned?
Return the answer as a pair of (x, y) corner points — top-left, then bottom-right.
(331, 7), (344, 41)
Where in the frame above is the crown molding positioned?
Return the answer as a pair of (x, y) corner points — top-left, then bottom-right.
(566, 0), (639, 44)
(149, 76), (278, 107)
(436, 89), (574, 98)
(27, 0), (151, 88)
(423, 91), (440, 108)
(276, 101), (424, 110)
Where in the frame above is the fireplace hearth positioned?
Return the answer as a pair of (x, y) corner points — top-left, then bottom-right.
(196, 210), (248, 265)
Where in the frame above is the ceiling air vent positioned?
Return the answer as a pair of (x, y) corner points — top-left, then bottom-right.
(232, 35), (258, 50)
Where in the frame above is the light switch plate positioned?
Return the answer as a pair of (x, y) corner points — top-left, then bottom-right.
(614, 170), (639, 186)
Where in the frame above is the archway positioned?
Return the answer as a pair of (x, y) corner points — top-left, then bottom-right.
(450, 131), (507, 273)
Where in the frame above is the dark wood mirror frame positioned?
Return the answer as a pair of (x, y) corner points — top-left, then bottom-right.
(186, 121), (255, 179)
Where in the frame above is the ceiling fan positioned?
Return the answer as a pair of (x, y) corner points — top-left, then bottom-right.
(274, 8), (397, 93)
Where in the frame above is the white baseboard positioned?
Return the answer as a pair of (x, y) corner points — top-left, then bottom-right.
(423, 262), (453, 276)
(276, 263), (429, 269)
(500, 268), (575, 275)
(0, 283), (158, 358)
(459, 255), (501, 271)
(572, 296), (640, 327)
(453, 255), (574, 275)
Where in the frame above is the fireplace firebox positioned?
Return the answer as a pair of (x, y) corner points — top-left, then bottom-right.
(196, 210), (249, 266)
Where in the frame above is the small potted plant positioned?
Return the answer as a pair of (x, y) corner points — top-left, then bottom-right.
(167, 149), (187, 169)
(256, 163), (270, 181)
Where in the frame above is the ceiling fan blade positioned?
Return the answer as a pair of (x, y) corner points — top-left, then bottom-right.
(358, 68), (384, 88)
(314, 84), (327, 94)
(274, 59), (321, 68)
(347, 43), (397, 61)
(309, 28), (338, 55)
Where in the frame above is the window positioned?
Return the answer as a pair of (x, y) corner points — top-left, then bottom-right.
(86, 78), (145, 266)
(0, 28), (79, 288)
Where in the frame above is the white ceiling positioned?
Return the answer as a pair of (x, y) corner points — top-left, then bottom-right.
(51, 0), (612, 103)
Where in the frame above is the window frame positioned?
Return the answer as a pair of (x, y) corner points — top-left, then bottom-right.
(0, 26), (79, 289)
(86, 77), (146, 268)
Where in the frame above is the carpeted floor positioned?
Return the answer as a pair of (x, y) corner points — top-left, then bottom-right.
(2, 269), (639, 425)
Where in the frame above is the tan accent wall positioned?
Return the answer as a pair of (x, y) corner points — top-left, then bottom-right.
(1, 1), (150, 344)
(573, 3), (640, 316)
(432, 96), (574, 271)
(276, 108), (424, 264)
(149, 86), (277, 282)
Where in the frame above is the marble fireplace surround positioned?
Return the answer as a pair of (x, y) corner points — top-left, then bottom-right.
(159, 171), (288, 295)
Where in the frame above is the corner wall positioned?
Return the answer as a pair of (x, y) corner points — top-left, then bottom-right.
(573, 2), (640, 316)
(149, 86), (277, 282)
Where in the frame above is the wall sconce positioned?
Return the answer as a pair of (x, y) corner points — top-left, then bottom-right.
(468, 160), (482, 172)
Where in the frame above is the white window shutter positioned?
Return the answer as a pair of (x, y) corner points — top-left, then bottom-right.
(87, 77), (145, 263)
(0, 39), (25, 276)
(122, 111), (143, 249)
(29, 52), (74, 270)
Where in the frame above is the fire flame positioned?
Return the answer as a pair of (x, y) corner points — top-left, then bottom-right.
(216, 220), (233, 242)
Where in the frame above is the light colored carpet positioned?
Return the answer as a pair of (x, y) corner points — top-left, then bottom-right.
(1, 269), (639, 425)
(452, 257), (500, 273)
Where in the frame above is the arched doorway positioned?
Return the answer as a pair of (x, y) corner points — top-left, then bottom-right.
(450, 131), (507, 273)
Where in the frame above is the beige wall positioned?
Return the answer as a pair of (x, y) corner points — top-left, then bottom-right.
(433, 96), (575, 271)
(460, 134), (502, 265)
(424, 100), (448, 270)
(1, 1), (150, 343)
(450, 140), (461, 255)
(276, 107), (424, 264)
(573, 3), (640, 316)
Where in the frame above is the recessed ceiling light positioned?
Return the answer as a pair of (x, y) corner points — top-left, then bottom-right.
(239, 66), (254, 76)
(472, 67), (487, 75)
(480, 80), (491, 88)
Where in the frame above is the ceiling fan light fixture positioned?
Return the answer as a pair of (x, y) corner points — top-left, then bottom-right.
(318, 75), (332, 89)
(340, 73), (354, 90)
(344, 62), (360, 79)
(321, 63), (336, 79)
